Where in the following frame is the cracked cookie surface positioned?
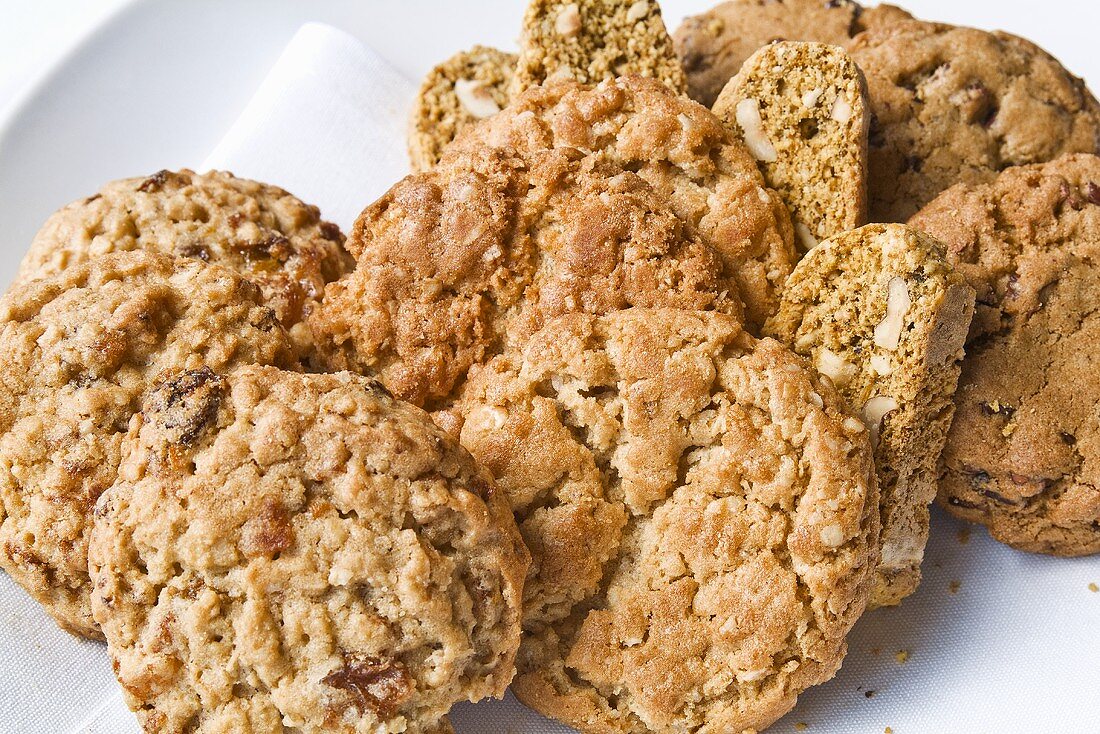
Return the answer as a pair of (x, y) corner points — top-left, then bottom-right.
(89, 366), (528, 733)
(0, 251), (296, 638)
(17, 169), (352, 357)
(765, 224), (975, 605)
(850, 21), (1100, 222)
(909, 154), (1100, 555)
(459, 308), (879, 733)
(311, 77), (794, 422)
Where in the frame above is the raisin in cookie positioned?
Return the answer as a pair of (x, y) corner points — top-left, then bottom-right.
(0, 251), (296, 639)
(850, 21), (1100, 222)
(674, 0), (913, 107)
(511, 0), (685, 95)
(311, 77), (795, 419)
(89, 366), (528, 733)
(409, 46), (516, 172)
(714, 41), (870, 251)
(909, 154), (1100, 555)
(765, 224), (975, 605)
(459, 308), (879, 733)
(17, 169), (352, 355)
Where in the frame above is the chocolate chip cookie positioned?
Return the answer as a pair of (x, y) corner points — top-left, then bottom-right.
(409, 46), (516, 172)
(18, 169), (353, 356)
(89, 366), (528, 733)
(459, 308), (879, 733)
(909, 153), (1100, 555)
(0, 251), (296, 638)
(674, 0), (913, 107)
(850, 21), (1100, 222)
(714, 41), (870, 250)
(311, 77), (795, 421)
(765, 224), (975, 605)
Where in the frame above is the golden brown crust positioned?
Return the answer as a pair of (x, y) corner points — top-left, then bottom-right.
(459, 308), (879, 732)
(0, 251), (296, 638)
(909, 154), (1100, 555)
(89, 366), (528, 733)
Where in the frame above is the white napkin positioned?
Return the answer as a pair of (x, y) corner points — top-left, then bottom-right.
(3, 20), (1099, 734)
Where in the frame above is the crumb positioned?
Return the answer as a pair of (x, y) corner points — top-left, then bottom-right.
(885, 728), (894, 734)
(1089, 582), (1098, 593)
(894, 650), (909, 664)
(949, 580), (961, 594)
(795, 724), (808, 732)
(957, 526), (971, 544)
(865, 690), (876, 698)
(871, 647), (881, 655)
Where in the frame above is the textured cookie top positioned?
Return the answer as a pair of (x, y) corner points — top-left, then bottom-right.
(909, 154), (1100, 555)
(408, 46), (516, 173)
(459, 308), (879, 733)
(18, 169), (352, 351)
(674, 0), (912, 107)
(0, 252), (295, 638)
(89, 366), (528, 734)
(714, 41), (870, 250)
(850, 21), (1100, 222)
(512, 0), (686, 95)
(766, 224), (974, 605)
(313, 77), (795, 414)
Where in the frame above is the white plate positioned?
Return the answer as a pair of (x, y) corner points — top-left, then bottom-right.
(0, 2), (1099, 733)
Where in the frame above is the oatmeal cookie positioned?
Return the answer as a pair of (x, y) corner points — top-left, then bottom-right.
(89, 366), (527, 733)
(409, 46), (516, 172)
(459, 308), (879, 733)
(0, 251), (296, 638)
(17, 169), (352, 355)
(765, 224), (974, 605)
(909, 154), (1100, 555)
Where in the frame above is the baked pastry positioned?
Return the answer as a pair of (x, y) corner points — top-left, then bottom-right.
(674, 0), (912, 107)
(408, 46), (516, 172)
(909, 153), (1100, 555)
(17, 169), (352, 355)
(459, 308), (880, 733)
(714, 41), (869, 250)
(89, 366), (528, 733)
(512, 0), (685, 94)
(850, 21), (1100, 222)
(0, 251), (296, 638)
(311, 77), (795, 420)
(765, 224), (975, 605)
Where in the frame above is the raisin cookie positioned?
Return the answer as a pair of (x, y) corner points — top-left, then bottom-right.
(850, 21), (1100, 222)
(765, 224), (975, 605)
(311, 77), (795, 418)
(0, 251), (296, 638)
(674, 0), (913, 107)
(511, 0), (686, 95)
(89, 366), (528, 733)
(909, 154), (1100, 555)
(459, 308), (879, 733)
(17, 169), (353, 355)
(409, 46), (516, 173)
(714, 41), (870, 250)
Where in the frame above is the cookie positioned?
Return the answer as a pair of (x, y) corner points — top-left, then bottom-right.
(674, 0), (913, 107)
(458, 308), (879, 733)
(17, 169), (353, 355)
(89, 366), (528, 733)
(714, 41), (870, 251)
(0, 251), (296, 638)
(850, 21), (1100, 222)
(511, 0), (686, 95)
(909, 153), (1100, 555)
(409, 46), (517, 173)
(311, 77), (795, 418)
(764, 224), (974, 605)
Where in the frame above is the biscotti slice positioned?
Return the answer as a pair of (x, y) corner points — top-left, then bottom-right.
(714, 41), (870, 252)
(511, 0), (685, 95)
(764, 223), (975, 607)
(408, 46), (516, 172)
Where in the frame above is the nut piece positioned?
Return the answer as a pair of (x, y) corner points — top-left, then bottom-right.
(820, 524), (846, 547)
(734, 98), (778, 162)
(873, 277), (911, 351)
(869, 354), (893, 376)
(625, 0), (649, 22)
(556, 3), (582, 36)
(795, 221), (819, 250)
(454, 78), (502, 119)
(815, 347), (857, 387)
(801, 88), (823, 108)
(830, 94), (852, 123)
(862, 395), (899, 447)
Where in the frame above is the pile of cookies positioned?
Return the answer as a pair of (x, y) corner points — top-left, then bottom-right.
(1, 1), (1097, 732)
